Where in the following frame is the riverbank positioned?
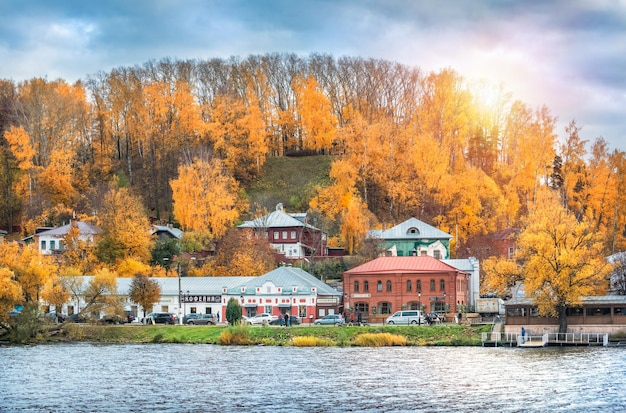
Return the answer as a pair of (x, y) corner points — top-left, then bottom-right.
(49, 323), (492, 346)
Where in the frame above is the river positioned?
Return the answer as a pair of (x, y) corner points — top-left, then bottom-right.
(1, 344), (624, 412)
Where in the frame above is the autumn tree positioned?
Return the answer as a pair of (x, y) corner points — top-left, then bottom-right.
(170, 157), (244, 239)
(41, 273), (71, 317)
(95, 186), (153, 264)
(129, 273), (161, 318)
(480, 256), (522, 298)
(0, 242), (55, 303)
(203, 228), (275, 276)
(0, 267), (23, 325)
(517, 190), (613, 333)
(293, 75), (337, 152)
(81, 268), (123, 317)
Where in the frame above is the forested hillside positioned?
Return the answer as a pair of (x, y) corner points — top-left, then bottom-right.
(1, 53), (625, 256)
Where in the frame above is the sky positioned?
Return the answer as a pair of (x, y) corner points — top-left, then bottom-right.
(2, 0), (625, 152)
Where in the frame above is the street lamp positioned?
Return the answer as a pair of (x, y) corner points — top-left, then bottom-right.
(443, 291), (447, 321)
(418, 291), (421, 325)
(178, 261), (182, 324)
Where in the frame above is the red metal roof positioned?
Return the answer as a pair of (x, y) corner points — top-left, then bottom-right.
(344, 256), (463, 275)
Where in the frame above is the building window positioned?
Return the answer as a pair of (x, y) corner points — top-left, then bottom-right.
(41, 240), (46, 250)
(379, 302), (392, 314)
(407, 280), (412, 292)
(355, 302), (369, 314)
(264, 231), (269, 238)
(282, 231), (288, 239)
(377, 281), (383, 292)
(354, 281), (359, 293)
(508, 247), (515, 259)
(421, 250), (427, 256)
(440, 279), (446, 291)
(58, 240), (63, 250)
(265, 306), (272, 314)
(50, 240), (56, 250)
(416, 280), (422, 292)
(363, 281), (369, 292)
(291, 231), (296, 239)
(386, 280), (392, 292)
(298, 305), (306, 318)
(430, 279), (436, 291)
(433, 250), (441, 259)
(274, 232), (279, 240)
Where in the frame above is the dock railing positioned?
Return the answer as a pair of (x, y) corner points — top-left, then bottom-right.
(545, 332), (608, 346)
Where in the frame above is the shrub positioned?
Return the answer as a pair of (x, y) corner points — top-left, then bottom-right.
(355, 333), (407, 347)
(291, 335), (333, 347)
(218, 324), (250, 345)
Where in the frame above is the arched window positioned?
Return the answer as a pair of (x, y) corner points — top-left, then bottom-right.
(386, 280), (392, 292)
(407, 280), (412, 292)
(379, 302), (392, 314)
(440, 279), (446, 291)
(416, 280), (422, 292)
(430, 279), (436, 291)
(354, 281), (359, 293)
(355, 302), (369, 314)
(363, 281), (369, 292)
(377, 280), (383, 292)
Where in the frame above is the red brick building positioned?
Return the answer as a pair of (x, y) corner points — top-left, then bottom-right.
(343, 256), (470, 319)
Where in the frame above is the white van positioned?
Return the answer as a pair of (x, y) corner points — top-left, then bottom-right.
(385, 310), (423, 325)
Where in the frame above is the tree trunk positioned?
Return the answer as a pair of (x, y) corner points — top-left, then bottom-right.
(558, 305), (568, 334)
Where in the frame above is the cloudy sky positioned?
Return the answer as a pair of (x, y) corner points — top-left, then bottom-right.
(2, 0), (625, 151)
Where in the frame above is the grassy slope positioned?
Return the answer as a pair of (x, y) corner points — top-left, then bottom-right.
(56, 323), (491, 346)
(245, 155), (333, 214)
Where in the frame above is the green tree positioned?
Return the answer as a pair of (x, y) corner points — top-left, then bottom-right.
(225, 297), (243, 325)
(128, 273), (161, 318)
(517, 190), (613, 333)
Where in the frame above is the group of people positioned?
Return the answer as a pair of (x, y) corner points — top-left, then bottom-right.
(278, 312), (291, 327)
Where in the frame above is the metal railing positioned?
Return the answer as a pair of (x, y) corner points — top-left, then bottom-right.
(482, 332), (609, 346)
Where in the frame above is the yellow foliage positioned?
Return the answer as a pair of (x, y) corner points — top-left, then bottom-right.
(0, 267), (23, 321)
(291, 335), (333, 347)
(355, 333), (407, 347)
(116, 258), (152, 278)
(170, 158), (243, 238)
(518, 190), (612, 317)
(0, 242), (55, 303)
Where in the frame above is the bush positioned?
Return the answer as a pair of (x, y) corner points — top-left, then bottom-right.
(355, 333), (407, 347)
(291, 335), (333, 347)
(218, 324), (251, 345)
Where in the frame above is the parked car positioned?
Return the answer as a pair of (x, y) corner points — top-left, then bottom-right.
(187, 314), (217, 325)
(100, 313), (126, 324)
(385, 310), (423, 325)
(246, 313), (278, 325)
(45, 312), (66, 323)
(182, 313), (201, 324)
(143, 312), (178, 325)
(67, 313), (89, 323)
(314, 314), (345, 325)
(269, 315), (300, 325)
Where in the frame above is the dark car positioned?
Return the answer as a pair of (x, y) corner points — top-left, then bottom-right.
(269, 315), (300, 326)
(143, 312), (178, 325)
(67, 313), (89, 323)
(186, 314), (217, 325)
(424, 313), (441, 325)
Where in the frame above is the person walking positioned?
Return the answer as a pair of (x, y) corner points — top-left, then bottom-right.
(285, 312), (290, 327)
(278, 312), (284, 327)
(521, 326), (526, 344)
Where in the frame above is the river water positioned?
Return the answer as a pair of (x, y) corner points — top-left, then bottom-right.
(0, 344), (624, 412)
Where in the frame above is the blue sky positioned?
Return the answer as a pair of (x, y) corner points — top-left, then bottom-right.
(2, 0), (625, 151)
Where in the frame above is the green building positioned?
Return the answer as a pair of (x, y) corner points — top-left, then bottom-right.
(368, 217), (452, 259)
